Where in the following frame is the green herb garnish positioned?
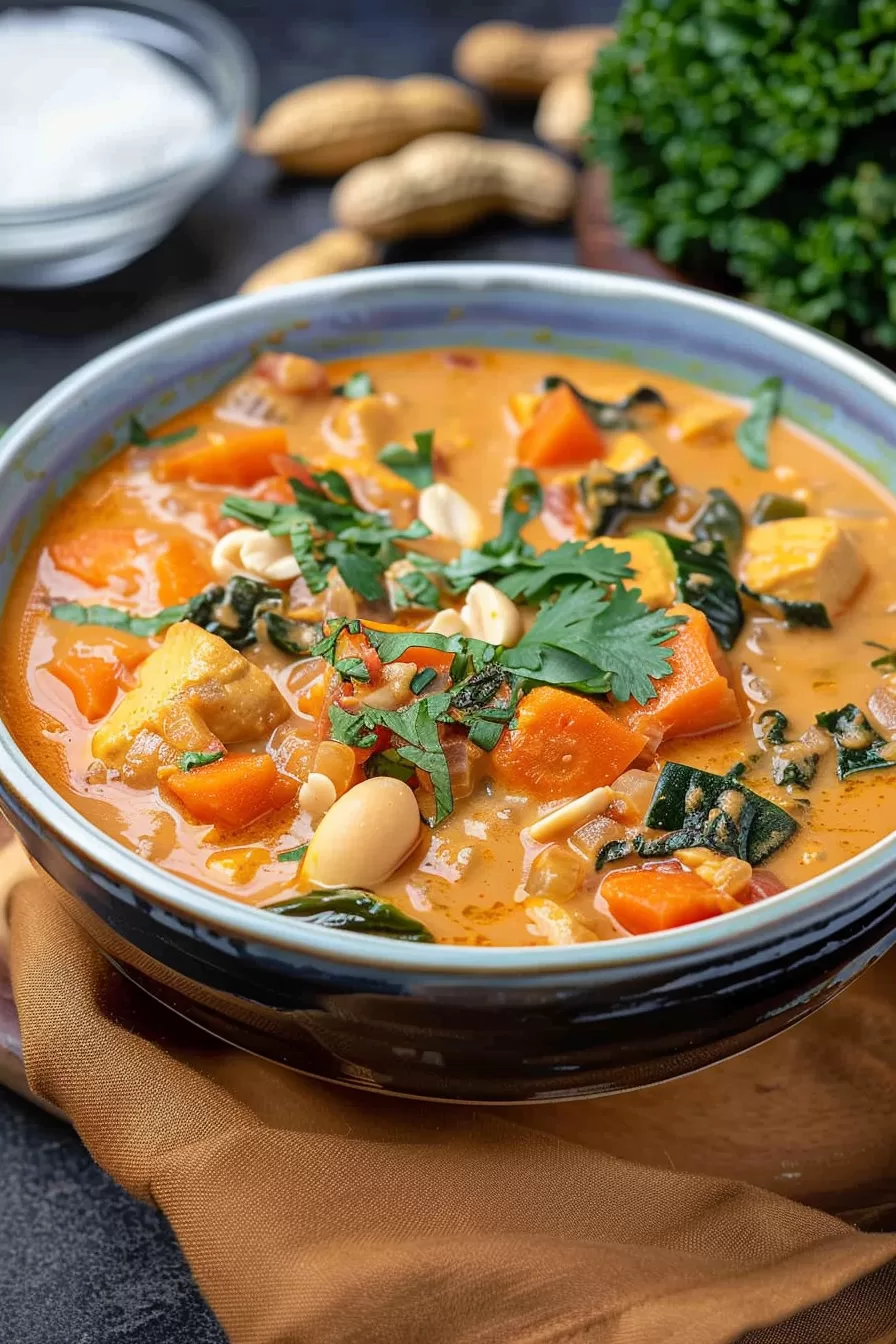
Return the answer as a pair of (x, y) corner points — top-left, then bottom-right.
(735, 377), (782, 471)
(178, 750), (225, 772)
(333, 372), (375, 399)
(276, 844), (308, 864)
(410, 667), (437, 694)
(866, 641), (896, 673)
(377, 429), (435, 489)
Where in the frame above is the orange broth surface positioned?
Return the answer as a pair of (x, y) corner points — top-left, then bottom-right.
(3, 347), (896, 947)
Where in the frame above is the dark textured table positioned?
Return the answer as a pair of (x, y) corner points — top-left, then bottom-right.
(0, 0), (615, 1339)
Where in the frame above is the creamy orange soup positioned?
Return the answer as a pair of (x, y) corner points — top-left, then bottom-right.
(3, 347), (896, 947)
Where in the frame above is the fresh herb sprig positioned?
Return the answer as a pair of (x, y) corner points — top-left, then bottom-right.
(735, 377), (782, 470)
(377, 430), (435, 489)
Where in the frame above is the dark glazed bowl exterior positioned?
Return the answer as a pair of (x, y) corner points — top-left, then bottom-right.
(1, 264), (896, 1102)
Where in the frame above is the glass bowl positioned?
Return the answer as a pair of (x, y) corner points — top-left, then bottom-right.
(0, 0), (256, 288)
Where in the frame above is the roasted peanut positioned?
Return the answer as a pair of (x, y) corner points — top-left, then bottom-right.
(454, 22), (614, 96)
(460, 581), (523, 647)
(418, 481), (483, 547)
(211, 527), (299, 584)
(249, 76), (483, 176)
(535, 71), (592, 155)
(332, 133), (576, 241)
(239, 230), (383, 296)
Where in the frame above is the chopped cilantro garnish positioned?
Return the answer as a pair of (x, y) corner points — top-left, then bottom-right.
(378, 429), (435, 489)
(497, 541), (631, 603)
(410, 667), (437, 694)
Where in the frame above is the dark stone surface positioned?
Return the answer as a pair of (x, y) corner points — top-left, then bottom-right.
(0, 1), (616, 1340)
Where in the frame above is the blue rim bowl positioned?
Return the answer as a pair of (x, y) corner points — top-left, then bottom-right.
(1, 263), (895, 1101)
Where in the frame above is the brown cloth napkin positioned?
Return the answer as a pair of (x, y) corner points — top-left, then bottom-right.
(5, 867), (896, 1344)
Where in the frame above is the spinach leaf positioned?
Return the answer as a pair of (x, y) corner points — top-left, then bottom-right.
(178, 750), (225, 772)
(363, 750), (417, 783)
(265, 890), (434, 941)
(735, 376), (782, 470)
(542, 377), (668, 430)
(264, 612), (321, 657)
(604, 760), (798, 865)
(333, 372), (375, 399)
(750, 492), (807, 526)
(662, 534), (744, 650)
(388, 554), (442, 611)
(740, 584), (831, 630)
(50, 599), (198, 638)
(377, 429), (435, 489)
(448, 665), (518, 752)
(754, 710), (819, 788)
(816, 704), (896, 779)
(128, 416), (197, 448)
(692, 487), (744, 556)
(579, 457), (677, 536)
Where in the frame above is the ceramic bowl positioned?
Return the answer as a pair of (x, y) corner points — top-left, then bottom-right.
(2, 264), (896, 1103)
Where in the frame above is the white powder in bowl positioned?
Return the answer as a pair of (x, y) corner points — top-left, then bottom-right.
(0, 12), (217, 210)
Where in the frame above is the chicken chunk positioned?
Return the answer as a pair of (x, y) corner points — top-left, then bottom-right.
(740, 517), (866, 617)
(92, 622), (288, 785)
(592, 535), (676, 610)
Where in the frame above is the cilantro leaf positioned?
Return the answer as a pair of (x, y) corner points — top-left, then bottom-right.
(377, 429), (435, 489)
(497, 541), (631, 603)
(443, 468), (542, 594)
(178, 750), (225, 771)
(128, 416), (197, 448)
(501, 584), (682, 704)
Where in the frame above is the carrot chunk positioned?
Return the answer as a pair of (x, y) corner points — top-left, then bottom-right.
(517, 385), (606, 468)
(613, 604), (742, 743)
(164, 753), (298, 829)
(490, 685), (646, 801)
(155, 537), (214, 607)
(50, 529), (142, 595)
(153, 426), (289, 487)
(47, 628), (149, 722)
(601, 863), (741, 934)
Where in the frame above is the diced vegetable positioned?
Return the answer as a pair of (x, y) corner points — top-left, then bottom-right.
(490, 685), (646, 801)
(579, 458), (676, 536)
(518, 384), (607, 468)
(153, 426), (290, 486)
(601, 863), (740, 934)
(50, 529), (142, 595)
(591, 535), (676, 611)
(47, 628), (149, 722)
(164, 752), (297, 828)
(155, 538), (214, 608)
(541, 378), (667, 432)
(612, 604), (741, 743)
(740, 517), (865, 620)
(642, 761), (798, 864)
(632, 532), (744, 650)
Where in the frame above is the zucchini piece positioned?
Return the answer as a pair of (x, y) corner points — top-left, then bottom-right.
(634, 531), (744, 650)
(750, 493), (808, 526)
(693, 487), (744, 557)
(643, 761), (798, 863)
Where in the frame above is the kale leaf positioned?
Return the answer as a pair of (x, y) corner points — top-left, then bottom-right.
(579, 457), (676, 536)
(816, 704), (896, 779)
(264, 890), (434, 941)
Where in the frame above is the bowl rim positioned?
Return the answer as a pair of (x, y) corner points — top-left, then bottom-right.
(2, 260), (896, 976)
(0, 0), (256, 223)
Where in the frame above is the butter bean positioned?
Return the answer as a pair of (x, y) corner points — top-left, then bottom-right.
(302, 777), (421, 889)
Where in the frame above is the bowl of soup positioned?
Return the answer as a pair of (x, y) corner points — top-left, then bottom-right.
(2, 264), (896, 1101)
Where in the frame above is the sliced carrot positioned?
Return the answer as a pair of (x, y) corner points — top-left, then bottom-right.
(164, 753), (297, 829)
(490, 685), (647, 801)
(601, 862), (741, 934)
(155, 537), (214, 607)
(517, 385), (606, 469)
(47, 628), (149, 722)
(613, 604), (742, 744)
(153, 426), (289, 486)
(50, 529), (142, 595)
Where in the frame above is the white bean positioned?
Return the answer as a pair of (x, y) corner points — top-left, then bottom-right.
(299, 772), (338, 824)
(211, 527), (300, 583)
(418, 482), (483, 547)
(460, 581), (523, 647)
(302, 777), (421, 889)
